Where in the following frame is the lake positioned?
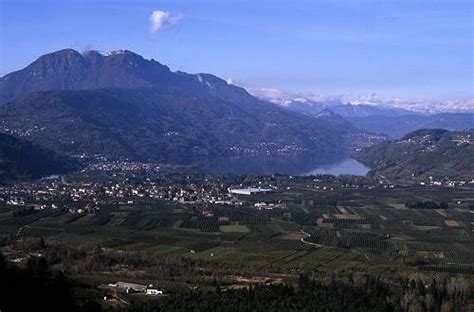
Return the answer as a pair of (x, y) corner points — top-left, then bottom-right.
(302, 158), (369, 176)
(200, 156), (370, 176)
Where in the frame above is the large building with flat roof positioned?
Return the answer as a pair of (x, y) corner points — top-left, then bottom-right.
(229, 187), (273, 195)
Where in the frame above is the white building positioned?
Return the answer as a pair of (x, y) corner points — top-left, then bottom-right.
(108, 282), (147, 293)
(229, 187), (273, 195)
(146, 289), (163, 296)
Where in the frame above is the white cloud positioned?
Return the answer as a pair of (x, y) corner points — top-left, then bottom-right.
(149, 10), (182, 33)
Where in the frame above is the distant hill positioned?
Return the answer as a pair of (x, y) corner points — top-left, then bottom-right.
(0, 49), (369, 164)
(355, 129), (474, 182)
(0, 133), (78, 182)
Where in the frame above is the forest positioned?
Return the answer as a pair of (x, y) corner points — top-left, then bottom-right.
(0, 239), (472, 312)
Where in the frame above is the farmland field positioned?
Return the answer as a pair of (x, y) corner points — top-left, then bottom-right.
(1, 179), (473, 276)
(1, 174), (473, 311)
(220, 224), (250, 233)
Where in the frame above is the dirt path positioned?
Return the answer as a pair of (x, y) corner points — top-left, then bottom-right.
(300, 230), (323, 248)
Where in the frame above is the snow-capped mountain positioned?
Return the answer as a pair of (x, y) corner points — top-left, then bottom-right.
(386, 98), (474, 114)
(247, 87), (474, 116)
(247, 90), (416, 117)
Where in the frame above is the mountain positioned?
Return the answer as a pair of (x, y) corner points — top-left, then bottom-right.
(278, 98), (473, 138)
(0, 133), (78, 182)
(343, 94), (474, 114)
(385, 98), (474, 114)
(330, 104), (417, 118)
(271, 97), (344, 115)
(253, 92), (473, 137)
(355, 129), (474, 182)
(348, 113), (474, 138)
(0, 49), (366, 165)
(313, 109), (353, 127)
(254, 93), (418, 118)
(0, 49), (253, 105)
(0, 88), (355, 163)
(310, 109), (385, 151)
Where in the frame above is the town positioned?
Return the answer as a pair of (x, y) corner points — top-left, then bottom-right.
(1, 161), (472, 213)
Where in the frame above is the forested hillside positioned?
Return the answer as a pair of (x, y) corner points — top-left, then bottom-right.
(0, 133), (78, 182)
(355, 129), (474, 182)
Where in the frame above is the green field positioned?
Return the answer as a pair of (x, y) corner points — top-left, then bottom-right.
(219, 224), (250, 233)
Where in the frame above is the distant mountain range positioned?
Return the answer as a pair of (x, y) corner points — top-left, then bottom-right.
(255, 91), (474, 115)
(347, 113), (474, 138)
(271, 97), (417, 118)
(0, 49), (373, 170)
(0, 133), (77, 182)
(355, 129), (474, 182)
(259, 95), (473, 138)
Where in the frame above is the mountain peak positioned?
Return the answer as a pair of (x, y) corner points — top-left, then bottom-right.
(83, 49), (142, 58)
(33, 48), (84, 64)
(315, 109), (337, 118)
(106, 49), (134, 56)
(0, 48), (260, 107)
(46, 48), (83, 57)
(0, 48), (175, 103)
(312, 108), (353, 128)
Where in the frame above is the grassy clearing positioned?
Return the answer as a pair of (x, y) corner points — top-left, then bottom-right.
(146, 244), (187, 255)
(219, 225), (250, 233)
(188, 245), (297, 267)
(24, 225), (63, 236)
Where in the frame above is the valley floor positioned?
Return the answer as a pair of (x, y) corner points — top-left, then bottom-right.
(0, 173), (473, 311)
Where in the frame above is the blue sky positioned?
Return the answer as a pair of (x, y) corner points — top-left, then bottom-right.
(0, 0), (472, 100)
